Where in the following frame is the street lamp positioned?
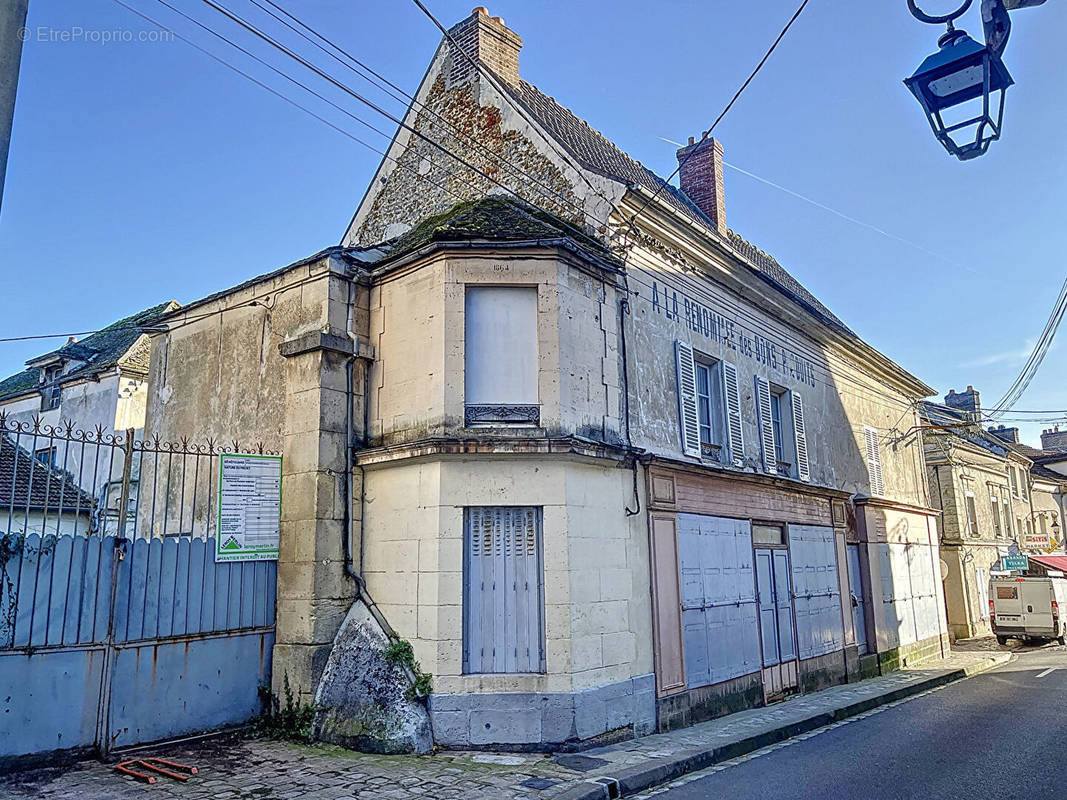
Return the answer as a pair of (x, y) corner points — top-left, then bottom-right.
(904, 1), (1013, 160)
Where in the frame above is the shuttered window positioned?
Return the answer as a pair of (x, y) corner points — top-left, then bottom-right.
(755, 377), (776, 474)
(675, 341), (701, 458)
(721, 362), (744, 466)
(863, 426), (884, 497)
(462, 507), (545, 674)
(792, 393), (810, 482)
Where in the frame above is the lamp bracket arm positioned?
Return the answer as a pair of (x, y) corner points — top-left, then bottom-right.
(908, 0), (974, 25)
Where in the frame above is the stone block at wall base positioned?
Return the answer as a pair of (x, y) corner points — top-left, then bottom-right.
(271, 643), (334, 705)
(798, 650), (847, 694)
(655, 671), (763, 733)
(312, 600), (433, 754)
(428, 674), (654, 750)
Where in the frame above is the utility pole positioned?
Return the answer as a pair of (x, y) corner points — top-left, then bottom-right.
(0, 0), (29, 220)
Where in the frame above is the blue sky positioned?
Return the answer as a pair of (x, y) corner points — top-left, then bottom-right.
(2, 0), (1065, 445)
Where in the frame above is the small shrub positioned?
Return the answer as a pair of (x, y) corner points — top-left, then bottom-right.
(255, 673), (316, 742)
(383, 637), (433, 701)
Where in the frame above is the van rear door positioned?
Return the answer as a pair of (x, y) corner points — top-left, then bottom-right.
(992, 580), (1024, 626)
(1020, 579), (1054, 630)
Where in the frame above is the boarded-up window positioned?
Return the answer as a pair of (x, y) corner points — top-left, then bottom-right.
(464, 287), (538, 424)
(463, 507), (545, 674)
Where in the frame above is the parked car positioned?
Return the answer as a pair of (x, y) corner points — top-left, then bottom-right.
(989, 574), (1067, 645)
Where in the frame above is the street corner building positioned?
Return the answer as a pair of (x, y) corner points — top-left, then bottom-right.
(0, 9), (954, 763)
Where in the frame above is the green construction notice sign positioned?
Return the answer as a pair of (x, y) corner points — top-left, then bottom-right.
(216, 453), (282, 562)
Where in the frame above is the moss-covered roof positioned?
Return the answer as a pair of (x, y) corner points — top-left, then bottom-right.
(362, 196), (616, 266)
(0, 301), (177, 402)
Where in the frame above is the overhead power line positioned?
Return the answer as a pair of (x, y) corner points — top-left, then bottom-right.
(623, 0), (811, 237)
(988, 274), (1067, 418)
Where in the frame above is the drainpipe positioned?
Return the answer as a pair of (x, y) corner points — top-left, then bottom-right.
(343, 280), (365, 596)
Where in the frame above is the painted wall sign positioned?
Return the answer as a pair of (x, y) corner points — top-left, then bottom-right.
(649, 281), (818, 388)
(216, 453), (282, 562)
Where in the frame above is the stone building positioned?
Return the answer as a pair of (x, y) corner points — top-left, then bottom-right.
(0, 301), (177, 494)
(139, 8), (948, 751)
(921, 389), (1064, 639)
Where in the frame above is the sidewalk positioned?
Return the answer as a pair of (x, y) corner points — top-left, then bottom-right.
(0, 646), (1010, 800)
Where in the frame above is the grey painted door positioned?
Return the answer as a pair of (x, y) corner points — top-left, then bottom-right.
(678, 514), (760, 689)
(847, 544), (868, 655)
(463, 507), (545, 674)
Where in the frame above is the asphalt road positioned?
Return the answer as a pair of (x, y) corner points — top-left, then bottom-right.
(644, 645), (1067, 800)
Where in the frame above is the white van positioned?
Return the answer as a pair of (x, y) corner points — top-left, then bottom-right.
(989, 575), (1067, 645)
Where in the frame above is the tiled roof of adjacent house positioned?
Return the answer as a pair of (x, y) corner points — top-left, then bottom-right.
(505, 79), (853, 336)
(0, 435), (96, 511)
(0, 301), (177, 402)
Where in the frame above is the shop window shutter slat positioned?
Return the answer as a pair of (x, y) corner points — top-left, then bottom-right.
(675, 341), (701, 458)
(792, 392), (810, 482)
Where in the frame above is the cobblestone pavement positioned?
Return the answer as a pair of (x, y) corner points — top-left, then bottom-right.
(0, 648), (1006, 800)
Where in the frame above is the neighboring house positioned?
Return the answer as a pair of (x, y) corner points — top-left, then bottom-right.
(139, 9), (948, 751)
(0, 433), (95, 539)
(0, 302), (177, 496)
(989, 425), (1066, 553)
(921, 388), (1060, 639)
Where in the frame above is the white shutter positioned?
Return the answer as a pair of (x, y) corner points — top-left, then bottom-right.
(864, 426), (884, 497)
(675, 341), (701, 458)
(721, 361), (744, 467)
(754, 376), (776, 473)
(792, 392), (810, 482)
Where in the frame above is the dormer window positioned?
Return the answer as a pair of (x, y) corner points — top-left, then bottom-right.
(41, 364), (62, 410)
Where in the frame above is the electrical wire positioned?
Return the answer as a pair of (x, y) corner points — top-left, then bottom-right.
(249, 0), (610, 234)
(988, 274), (1067, 418)
(623, 0), (811, 237)
(191, 0), (612, 238)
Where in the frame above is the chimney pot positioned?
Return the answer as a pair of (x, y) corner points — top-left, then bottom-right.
(677, 136), (727, 236)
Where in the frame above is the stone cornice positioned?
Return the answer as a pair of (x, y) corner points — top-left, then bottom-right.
(354, 435), (631, 468)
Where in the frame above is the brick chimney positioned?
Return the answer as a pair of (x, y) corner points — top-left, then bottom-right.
(447, 7), (523, 86)
(676, 136), (726, 236)
(1042, 426), (1067, 451)
(945, 386), (981, 421)
(989, 425), (1020, 444)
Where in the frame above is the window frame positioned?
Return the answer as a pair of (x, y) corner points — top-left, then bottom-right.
(965, 492), (980, 538)
(694, 358), (723, 459)
(463, 285), (540, 427)
(40, 364), (62, 411)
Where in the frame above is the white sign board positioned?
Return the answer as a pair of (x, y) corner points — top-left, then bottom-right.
(216, 453), (281, 562)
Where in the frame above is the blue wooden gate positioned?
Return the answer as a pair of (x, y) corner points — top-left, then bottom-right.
(0, 418), (276, 763)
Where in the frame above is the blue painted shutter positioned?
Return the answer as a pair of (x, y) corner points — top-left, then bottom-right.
(675, 341), (701, 458)
(791, 393), (810, 482)
(864, 426), (884, 497)
(755, 377), (776, 474)
(721, 362), (744, 466)
(679, 514), (759, 689)
(773, 550), (797, 662)
(756, 550), (779, 667)
(463, 507), (544, 674)
(789, 525), (843, 659)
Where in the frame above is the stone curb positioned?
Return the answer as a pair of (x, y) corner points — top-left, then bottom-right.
(555, 653), (1012, 800)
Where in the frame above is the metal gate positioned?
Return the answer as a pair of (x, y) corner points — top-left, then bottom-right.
(0, 416), (276, 762)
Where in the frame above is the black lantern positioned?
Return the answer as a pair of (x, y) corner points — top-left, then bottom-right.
(904, 26), (1013, 160)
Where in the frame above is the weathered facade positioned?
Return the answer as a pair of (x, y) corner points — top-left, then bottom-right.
(136, 8), (951, 751)
(923, 391), (1066, 639)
